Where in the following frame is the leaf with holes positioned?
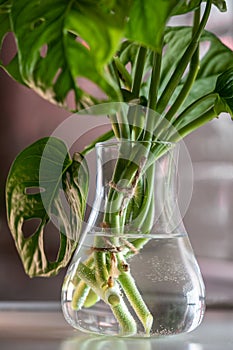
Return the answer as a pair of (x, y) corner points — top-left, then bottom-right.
(2, 0), (130, 109)
(6, 137), (89, 277)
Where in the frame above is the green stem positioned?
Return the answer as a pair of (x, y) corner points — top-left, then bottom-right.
(113, 57), (132, 90)
(83, 289), (100, 308)
(76, 262), (98, 290)
(116, 109), (131, 139)
(143, 50), (163, 141)
(127, 105), (145, 141)
(169, 106), (217, 142)
(76, 260), (137, 335)
(127, 47), (148, 140)
(72, 280), (91, 310)
(132, 46), (147, 96)
(109, 114), (121, 139)
(172, 92), (217, 130)
(129, 163), (155, 231)
(157, 92), (217, 142)
(109, 59), (122, 90)
(111, 299), (137, 335)
(72, 142), (174, 336)
(124, 193), (155, 260)
(163, 8), (201, 124)
(118, 256), (153, 335)
(148, 50), (162, 111)
(71, 256), (95, 310)
(156, 0), (212, 115)
(94, 250), (109, 286)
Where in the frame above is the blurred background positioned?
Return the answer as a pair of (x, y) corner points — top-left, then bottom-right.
(0, 1), (232, 304)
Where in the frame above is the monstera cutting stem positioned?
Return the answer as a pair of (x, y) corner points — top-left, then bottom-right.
(70, 140), (160, 335)
(1, 0), (233, 337)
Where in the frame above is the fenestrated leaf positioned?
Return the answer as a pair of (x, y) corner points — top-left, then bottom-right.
(0, 0), (25, 85)
(6, 137), (89, 277)
(116, 26), (233, 132)
(5, 0), (131, 109)
(126, 0), (180, 50)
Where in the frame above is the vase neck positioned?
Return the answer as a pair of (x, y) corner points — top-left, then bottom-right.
(86, 140), (184, 237)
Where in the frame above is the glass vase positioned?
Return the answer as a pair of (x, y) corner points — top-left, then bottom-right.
(61, 140), (205, 337)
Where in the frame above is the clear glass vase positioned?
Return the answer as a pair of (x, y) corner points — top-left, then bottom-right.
(61, 140), (205, 337)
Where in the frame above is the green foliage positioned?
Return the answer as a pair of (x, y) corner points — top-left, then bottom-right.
(117, 27), (233, 120)
(1, 0), (216, 109)
(5, 0), (129, 108)
(165, 28), (233, 118)
(1, 0), (233, 278)
(126, 0), (178, 49)
(0, 1), (11, 46)
(214, 67), (233, 117)
(172, 0), (202, 15)
(212, 0), (227, 11)
(0, 0), (178, 108)
(6, 137), (89, 276)
(173, 0), (227, 14)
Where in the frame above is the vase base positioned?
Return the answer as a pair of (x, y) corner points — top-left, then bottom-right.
(62, 295), (205, 338)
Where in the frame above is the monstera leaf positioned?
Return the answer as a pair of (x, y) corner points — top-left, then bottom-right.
(117, 27), (233, 117)
(1, 0), (128, 109)
(163, 28), (233, 111)
(125, 0), (178, 50)
(0, 0), (186, 110)
(6, 137), (89, 277)
(214, 67), (233, 117)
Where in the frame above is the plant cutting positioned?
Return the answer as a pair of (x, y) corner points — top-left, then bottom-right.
(1, 0), (233, 337)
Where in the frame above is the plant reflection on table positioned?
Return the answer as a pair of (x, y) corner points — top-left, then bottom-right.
(60, 335), (193, 350)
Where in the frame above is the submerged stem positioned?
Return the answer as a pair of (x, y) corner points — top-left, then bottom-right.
(111, 300), (138, 336)
(118, 256), (153, 335)
(76, 257), (137, 335)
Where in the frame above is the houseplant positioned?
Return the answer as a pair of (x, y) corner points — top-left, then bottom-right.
(1, 0), (233, 337)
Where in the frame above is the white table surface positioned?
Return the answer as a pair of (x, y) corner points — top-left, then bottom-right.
(0, 302), (232, 350)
